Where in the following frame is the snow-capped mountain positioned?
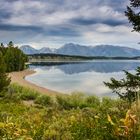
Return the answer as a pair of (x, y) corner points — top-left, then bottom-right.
(56, 43), (140, 57)
(88, 45), (140, 57)
(39, 47), (52, 54)
(20, 45), (38, 55)
(20, 43), (140, 57)
(56, 43), (93, 56)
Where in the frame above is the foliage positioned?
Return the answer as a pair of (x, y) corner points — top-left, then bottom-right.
(56, 93), (88, 110)
(9, 83), (39, 100)
(0, 41), (28, 72)
(10, 84), (52, 106)
(125, 0), (140, 32)
(104, 67), (140, 104)
(20, 91), (39, 101)
(1, 84), (139, 139)
(35, 95), (52, 107)
(28, 53), (140, 63)
(86, 95), (100, 107)
(0, 122), (32, 140)
(0, 52), (10, 93)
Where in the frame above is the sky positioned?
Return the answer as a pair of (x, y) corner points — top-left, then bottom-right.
(0, 0), (140, 49)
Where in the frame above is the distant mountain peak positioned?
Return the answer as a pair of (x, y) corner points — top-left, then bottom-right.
(20, 43), (140, 57)
(20, 45), (38, 55)
(39, 47), (52, 54)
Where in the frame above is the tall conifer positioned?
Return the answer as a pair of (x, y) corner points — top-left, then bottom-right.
(0, 52), (10, 92)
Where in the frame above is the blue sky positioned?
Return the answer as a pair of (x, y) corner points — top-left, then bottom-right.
(0, 0), (140, 49)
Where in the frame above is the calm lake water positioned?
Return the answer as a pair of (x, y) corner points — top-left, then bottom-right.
(25, 60), (140, 98)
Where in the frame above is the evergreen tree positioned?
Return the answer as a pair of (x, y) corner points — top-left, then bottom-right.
(0, 41), (27, 93)
(105, 1), (140, 104)
(4, 42), (27, 72)
(125, 0), (140, 32)
(104, 68), (140, 104)
(8, 41), (14, 47)
(0, 52), (10, 92)
(0, 43), (4, 48)
(4, 47), (15, 72)
(0, 43), (6, 55)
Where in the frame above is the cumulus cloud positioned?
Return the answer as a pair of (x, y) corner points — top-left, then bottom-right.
(0, 0), (139, 48)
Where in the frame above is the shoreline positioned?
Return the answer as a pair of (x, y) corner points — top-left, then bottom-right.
(9, 69), (60, 96)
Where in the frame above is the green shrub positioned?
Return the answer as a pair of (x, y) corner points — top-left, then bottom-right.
(56, 93), (87, 109)
(86, 96), (100, 107)
(56, 95), (72, 109)
(56, 93), (102, 110)
(101, 97), (116, 108)
(9, 83), (23, 93)
(35, 95), (52, 106)
(10, 84), (39, 100)
(20, 91), (38, 100)
(0, 91), (6, 97)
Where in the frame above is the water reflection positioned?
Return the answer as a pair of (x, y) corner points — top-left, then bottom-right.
(30, 60), (140, 74)
(26, 60), (140, 97)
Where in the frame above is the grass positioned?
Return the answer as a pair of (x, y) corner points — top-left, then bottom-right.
(35, 95), (52, 106)
(0, 83), (140, 139)
(10, 83), (39, 100)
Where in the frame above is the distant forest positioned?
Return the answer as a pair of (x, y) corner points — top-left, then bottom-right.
(28, 53), (140, 62)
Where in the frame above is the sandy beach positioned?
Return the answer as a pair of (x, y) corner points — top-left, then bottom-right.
(9, 69), (60, 96)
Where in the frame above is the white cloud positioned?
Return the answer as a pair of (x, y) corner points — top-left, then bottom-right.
(0, 0), (139, 49)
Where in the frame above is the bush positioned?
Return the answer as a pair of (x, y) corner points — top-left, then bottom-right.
(10, 84), (39, 100)
(56, 93), (87, 109)
(20, 91), (38, 100)
(0, 91), (6, 97)
(86, 96), (100, 107)
(56, 95), (72, 109)
(35, 95), (52, 106)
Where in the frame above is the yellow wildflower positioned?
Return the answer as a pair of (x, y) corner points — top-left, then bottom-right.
(107, 114), (115, 125)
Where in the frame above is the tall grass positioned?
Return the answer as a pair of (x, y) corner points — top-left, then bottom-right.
(0, 84), (139, 139)
(35, 95), (52, 106)
(9, 83), (39, 100)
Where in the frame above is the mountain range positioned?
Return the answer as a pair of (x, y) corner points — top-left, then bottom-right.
(20, 43), (140, 57)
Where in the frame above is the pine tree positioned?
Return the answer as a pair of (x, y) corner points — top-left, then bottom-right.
(8, 41), (14, 47)
(0, 43), (6, 55)
(125, 0), (140, 32)
(104, 68), (140, 104)
(0, 52), (11, 92)
(105, 0), (140, 104)
(4, 42), (27, 72)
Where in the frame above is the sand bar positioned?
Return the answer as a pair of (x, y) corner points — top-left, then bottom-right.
(9, 69), (60, 96)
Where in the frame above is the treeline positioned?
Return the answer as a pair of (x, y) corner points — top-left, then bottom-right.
(28, 53), (140, 61)
(0, 41), (28, 72)
(28, 53), (94, 61)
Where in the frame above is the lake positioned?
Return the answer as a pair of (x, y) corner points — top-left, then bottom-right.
(25, 60), (140, 98)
